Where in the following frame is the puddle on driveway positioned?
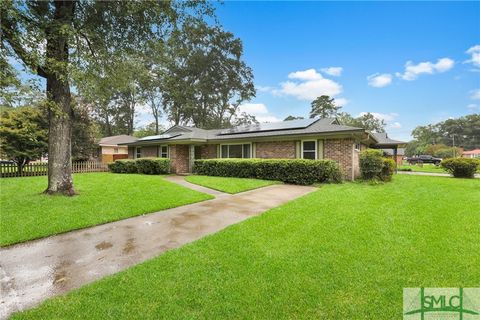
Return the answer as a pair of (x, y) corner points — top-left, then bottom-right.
(95, 241), (113, 250)
(0, 183), (316, 319)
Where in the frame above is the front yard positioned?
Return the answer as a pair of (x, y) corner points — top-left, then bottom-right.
(12, 175), (480, 319)
(185, 175), (279, 193)
(0, 173), (213, 246)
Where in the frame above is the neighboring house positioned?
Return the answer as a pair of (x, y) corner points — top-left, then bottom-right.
(121, 118), (406, 180)
(382, 147), (405, 165)
(462, 149), (480, 158)
(97, 135), (138, 163)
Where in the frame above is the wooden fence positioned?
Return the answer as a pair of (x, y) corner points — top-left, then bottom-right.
(0, 161), (109, 178)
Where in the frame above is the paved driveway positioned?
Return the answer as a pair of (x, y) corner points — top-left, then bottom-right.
(0, 180), (315, 319)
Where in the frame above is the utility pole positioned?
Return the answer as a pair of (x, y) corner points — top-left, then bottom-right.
(452, 134), (456, 158)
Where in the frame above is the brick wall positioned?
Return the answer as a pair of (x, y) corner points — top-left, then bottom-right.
(255, 141), (296, 159)
(324, 139), (355, 180)
(199, 144), (217, 159)
(169, 145), (189, 173)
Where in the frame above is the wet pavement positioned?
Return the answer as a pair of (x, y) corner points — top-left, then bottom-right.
(397, 171), (480, 178)
(0, 180), (315, 319)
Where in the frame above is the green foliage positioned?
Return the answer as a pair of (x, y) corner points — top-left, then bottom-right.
(409, 114), (480, 153)
(440, 158), (479, 178)
(0, 106), (48, 170)
(193, 159), (343, 185)
(136, 158), (170, 175)
(134, 123), (163, 138)
(108, 158), (170, 175)
(309, 95), (340, 119)
(359, 149), (394, 182)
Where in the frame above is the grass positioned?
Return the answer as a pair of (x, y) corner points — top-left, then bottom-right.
(398, 162), (446, 173)
(0, 173), (213, 246)
(185, 175), (279, 193)
(13, 175), (480, 319)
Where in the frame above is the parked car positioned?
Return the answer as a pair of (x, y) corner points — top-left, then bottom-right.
(406, 155), (442, 165)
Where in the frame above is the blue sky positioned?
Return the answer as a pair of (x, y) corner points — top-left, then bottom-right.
(215, 1), (480, 140)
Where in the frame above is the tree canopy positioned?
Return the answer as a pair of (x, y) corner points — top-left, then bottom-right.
(309, 95), (341, 119)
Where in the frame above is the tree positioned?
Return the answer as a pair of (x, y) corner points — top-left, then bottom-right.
(134, 122), (164, 138)
(284, 115), (304, 121)
(0, 106), (48, 173)
(309, 95), (340, 119)
(161, 20), (255, 129)
(1, 1), (213, 195)
(337, 112), (386, 132)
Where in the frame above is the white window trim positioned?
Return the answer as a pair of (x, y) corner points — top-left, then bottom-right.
(354, 143), (361, 151)
(301, 139), (317, 159)
(159, 145), (169, 158)
(220, 142), (253, 159)
(135, 147), (142, 159)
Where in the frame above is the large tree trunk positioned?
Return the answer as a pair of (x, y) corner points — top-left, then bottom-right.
(45, 1), (76, 196)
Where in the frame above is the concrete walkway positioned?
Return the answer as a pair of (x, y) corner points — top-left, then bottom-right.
(0, 179), (315, 319)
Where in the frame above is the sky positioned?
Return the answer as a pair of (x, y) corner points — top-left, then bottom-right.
(9, 1), (480, 141)
(212, 1), (480, 141)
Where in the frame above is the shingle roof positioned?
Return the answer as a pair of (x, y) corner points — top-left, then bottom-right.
(371, 132), (407, 146)
(98, 135), (138, 146)
(122, 118), (405, 148)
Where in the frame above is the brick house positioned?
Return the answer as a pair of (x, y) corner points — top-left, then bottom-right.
(97, 135), (137, 163)
(121, 118), (406, 180)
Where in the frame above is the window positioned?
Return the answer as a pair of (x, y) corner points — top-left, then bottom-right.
(302, 140), (316, 160)
(136, 147), (142, 159)
(220, 143), (252, 158)
(160, 146), (168, 158)
(113, 147), (119, 154)
(354, 143), (361, 151)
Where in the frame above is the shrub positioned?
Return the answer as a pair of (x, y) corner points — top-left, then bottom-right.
(359, 149), (384, 180)
(380, 158), (396, 182)
(108, 158), (170, 174)
(359, 149), (395, 182)
(136, 158), (170, 174)
(108, 159), (137, 173)
(440, 158), (479, 178)
(193, 158), (343, 185)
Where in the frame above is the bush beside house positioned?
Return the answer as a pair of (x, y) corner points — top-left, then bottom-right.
(440, 158), (479, 178)
(193, 158), (343, 185)
(359, 149), (395, 182)
(108, 158), (170, 174)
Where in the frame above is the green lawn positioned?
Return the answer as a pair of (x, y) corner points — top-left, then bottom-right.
(398, 163), (446, 173)
(185, 175), (279, 193)
(0, 173), (212, 246)
(13, 175), (480, 319)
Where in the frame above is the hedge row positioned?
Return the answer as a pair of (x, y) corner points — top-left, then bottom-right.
(359, 149), (395, 182)
(108, 158), (170, 174)
(193, 158), (343, 185)
(440, 158), (479, 178)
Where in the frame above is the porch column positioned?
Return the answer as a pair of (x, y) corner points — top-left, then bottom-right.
(189, 145), (195, 173)
(393, 146), (398, 173)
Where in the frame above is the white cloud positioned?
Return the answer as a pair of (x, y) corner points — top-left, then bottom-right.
(396, 57), (454, 81)
(321, 67), (343, 76)
(276, 69), (343, 101)
(335, 97), (349, 106)
(238, 103), (282, 123)
(389, 122), (402, 129)
(465, 45), (480, 68)
(238, 103), (268, 115)
(288, 68), (323, 81)
(357, 112), (399, 122)
(467, 104), (479, 111)
(256, 85), (275, 93)
(367, 73), (393, 88)
(470, 89), (480, 100)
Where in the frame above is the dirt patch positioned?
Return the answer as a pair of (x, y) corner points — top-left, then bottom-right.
(122, 238), (136, 254)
